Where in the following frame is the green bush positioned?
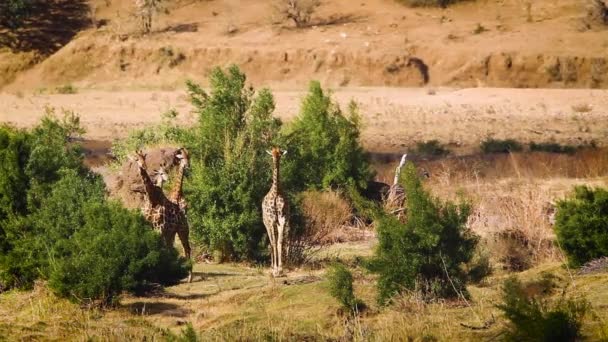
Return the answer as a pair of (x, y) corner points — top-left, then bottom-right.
(1, 114), (86, 289)
(497, 276), (589, 342)
(185, 66), (281, 261)
(0, 0), (35, 29)
(530, 142), (577, 154)
(111, 108), (192, 165)
(327, 263), (362, 313)
(367, 163), (479, 304)
(281, 81), (373, 192)
(413, 140), (450, 157)
(48, 199), (188, 305)
(480, 138), (523, 154)
(555, 186), (608, 267)
(0, 115), (188, 301)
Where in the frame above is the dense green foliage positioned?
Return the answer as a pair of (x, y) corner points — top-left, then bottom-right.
(497, 276), (588, 342)
(184, 66), (281, 261)
(0, 0), (35, 29)
(111, 108), (191, 164)
(555, 186), (608, 267)
(48, 195), (188, 305)
(0, 116), (188, 303)
(120, 66), (371, 262)
(281, 81), (373, 192)
(480, 138), (523, 154)
(327, 263), (361, 313)
(530, 142), (577, 154)
(367, 163), (478, 304)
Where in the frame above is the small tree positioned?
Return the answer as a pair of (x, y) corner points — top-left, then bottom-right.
(282, 81), (373, 193)
(555, 186), (608, 267)
(327, 263), (362, 313)
(185, 66), (281, 261)
(367, 163), (478, 304)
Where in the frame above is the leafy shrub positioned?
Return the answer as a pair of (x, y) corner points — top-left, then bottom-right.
(555, 186), (608, 267)
(185, 66), (281, 261)
(1, 113), (86, 289)
(48, 199), (188, 305)
(413, 140), (450, 157)
(530, 142), (577, 154)
(282, 81), (373, 192)
(0, 115), (188, 301)
(327, 263), (362, 313)
(111, 108), (191, 164)
(480, 138), (523, 154)
(497, 276), (589, 342)
(367, 163), (479, 304)
(0, 0), (35, 29)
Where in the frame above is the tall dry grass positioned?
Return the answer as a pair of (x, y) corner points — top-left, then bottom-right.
(372, 149), (608, 270)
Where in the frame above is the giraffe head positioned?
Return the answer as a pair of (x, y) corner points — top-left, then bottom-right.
(152, 163), (169, 187)
(266, 147), (287, 162)
(174, 148), (190, 169)
(134, 150), (147, 169)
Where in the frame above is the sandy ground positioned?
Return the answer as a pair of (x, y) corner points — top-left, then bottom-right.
(1, 87), (607, 153)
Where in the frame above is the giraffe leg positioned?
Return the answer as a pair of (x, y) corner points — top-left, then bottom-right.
(177, 226), (192, 283)
(270, 224), (278, 276)
(276, 217), (287, 277)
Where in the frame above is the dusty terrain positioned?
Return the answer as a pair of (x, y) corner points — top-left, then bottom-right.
(2, 87), (607, 153)
(2, 0), (608, 91)
(2, 0), (608, 340)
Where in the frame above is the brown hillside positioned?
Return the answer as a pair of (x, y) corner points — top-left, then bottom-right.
(2, 0), (608, 91)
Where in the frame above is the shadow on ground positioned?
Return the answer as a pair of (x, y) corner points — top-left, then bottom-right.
(0, 0), (90, 54)
(125, 301), (193, 317)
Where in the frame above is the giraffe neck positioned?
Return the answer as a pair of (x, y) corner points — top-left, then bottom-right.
(393, 154), (407, 186)
(139, 166), (158, 204)
(169, 162), (186, 203)
(271, 157), (281, 194)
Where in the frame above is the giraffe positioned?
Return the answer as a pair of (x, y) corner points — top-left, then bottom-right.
(385, 154), (407, 213)
(169, 148), (189, 210)
(134, 150), (165, 229)
(133, 150), (193, 282)
(262, 147), (290, 277)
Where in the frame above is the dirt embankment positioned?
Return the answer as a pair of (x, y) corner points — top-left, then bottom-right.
(2, 0), (608, 91)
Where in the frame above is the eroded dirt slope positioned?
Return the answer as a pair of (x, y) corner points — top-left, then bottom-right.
(2, 0), (608, 91)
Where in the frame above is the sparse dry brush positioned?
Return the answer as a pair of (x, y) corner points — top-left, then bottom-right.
(273, 0), (319, 28)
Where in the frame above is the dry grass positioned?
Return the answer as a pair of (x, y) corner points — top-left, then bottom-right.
(373, 149), (608, 271)
(300, 190), (365, 244)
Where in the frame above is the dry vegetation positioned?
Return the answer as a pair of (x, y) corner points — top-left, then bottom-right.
(2, 0), (608, 340)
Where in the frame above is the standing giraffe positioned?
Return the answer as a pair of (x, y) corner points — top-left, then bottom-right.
(133, 150), (193, 282)
(262, 147), (290, 277)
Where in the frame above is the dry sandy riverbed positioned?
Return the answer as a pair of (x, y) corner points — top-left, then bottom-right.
(1, 87), (607, 153)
